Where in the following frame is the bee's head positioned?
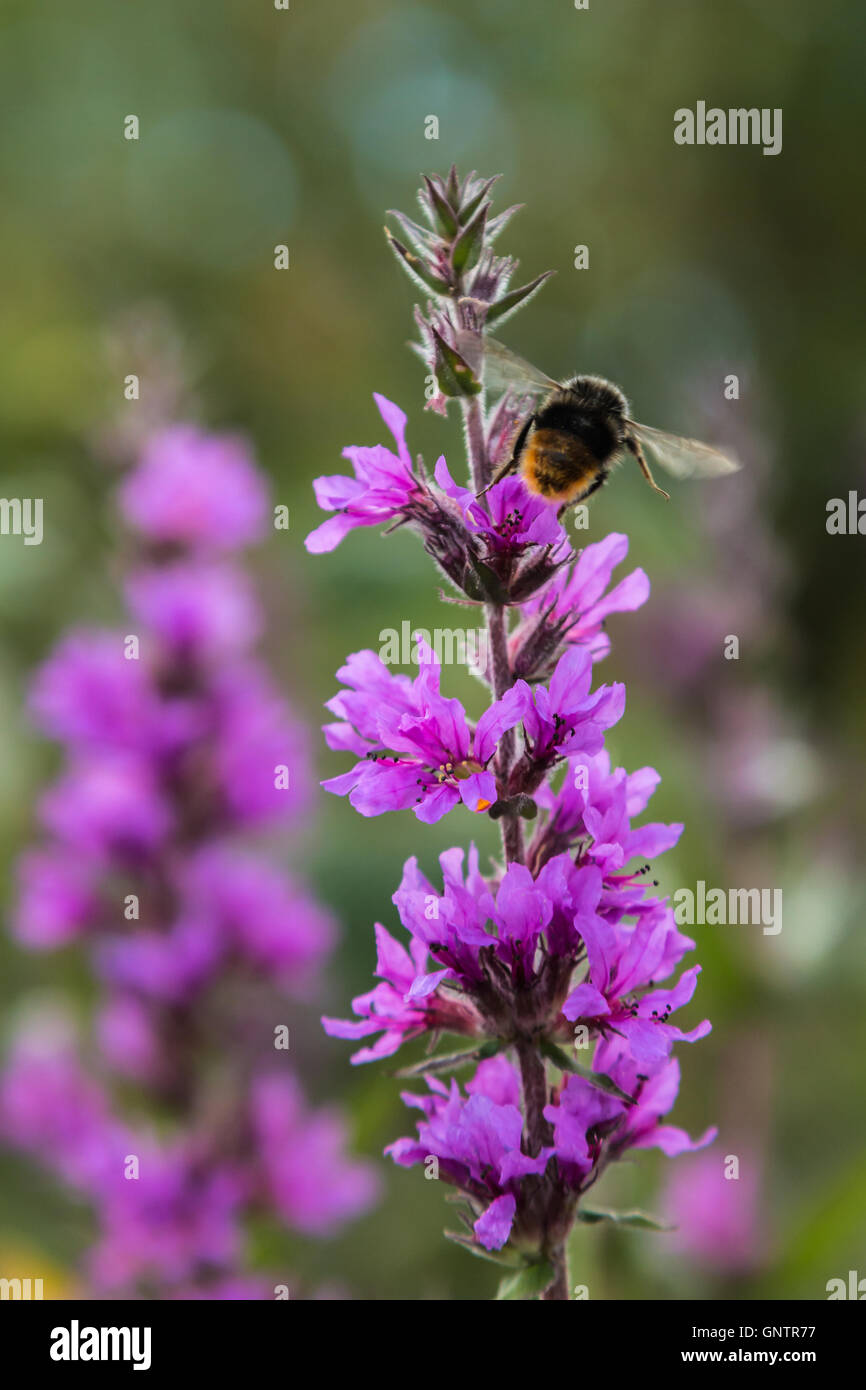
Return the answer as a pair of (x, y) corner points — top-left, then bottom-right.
(567, 375), (629, 420)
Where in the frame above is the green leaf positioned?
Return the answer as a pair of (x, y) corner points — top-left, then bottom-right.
(463, 553), (509, 604)
(496, 1259), (556, 1300)
(394, 1040), (501, 1079)
(445, 1231), (525, 1268)
(539, 1039), (636, 1106)
(577, 1206), (673, 1232)
(384, 229), (450, 296)
(431, 328), (482, 398)
(458, 176), (498, 227)
(388, 209), (440, 256)
(451, 204), (488, 276)
(422, 175), (459, 239)
(486, 271), (555, 327)
(485, 202), (521, 243)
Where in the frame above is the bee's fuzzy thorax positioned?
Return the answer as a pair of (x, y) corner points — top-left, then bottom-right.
(561, 375), (630, 419)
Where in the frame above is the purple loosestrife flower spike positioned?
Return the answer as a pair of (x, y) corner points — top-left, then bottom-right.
(2, 423), (378, 1299)
(314, 172), (716, 1300)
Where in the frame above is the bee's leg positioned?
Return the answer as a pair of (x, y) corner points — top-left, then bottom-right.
(476, 415), (535, 497)
(557, 470), (606, 521)
(625, 434), (670, 500)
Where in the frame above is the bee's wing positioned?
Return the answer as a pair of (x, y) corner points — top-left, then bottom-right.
(628, 420), (740, 480)
(479, 337), (559, 396)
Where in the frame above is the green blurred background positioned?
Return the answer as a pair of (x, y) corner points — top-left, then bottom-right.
(1, 0), (865, 1299)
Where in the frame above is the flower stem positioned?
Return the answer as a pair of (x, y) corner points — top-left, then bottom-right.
(515, 1038), (553, 1156)
(516, 1038), (570, 1300)
(464, 394), (490, 495)
(541, 1243), (570, 1301)
(487, 602), (523, 864)
(458, 325), (564, 1299)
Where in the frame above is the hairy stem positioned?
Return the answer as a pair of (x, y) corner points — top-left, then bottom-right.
(462, 365), (565, 1299)
(487, 602), (523, 864)
(517, 1038), (569, 1300)
(463, 393), (490, 496)
(541, 1243), (569, 1301)
(515, 1038), (553, 1156)
(461, 380), (524, 866)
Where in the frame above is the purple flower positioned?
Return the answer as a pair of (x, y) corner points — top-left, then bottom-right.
(390, 846), (497, 989)
(434, 459), (568, 554)
(12, 848), (100, 949)
(394, 848), (601, 989)
(322, 920), (484, 1063)
(29, 630), (164, 750)
(97, 916), (224, 1002)
(663, 1148), (765, 1272)
(534, 750), (683, 875)
(515, 532), (649, 664)
(181, 847), (335, 983)
(252, 1074), (380, 1235)
(601, 1046), (718, 1158)
(497, 647), (625, 797)
(95, 996), (160, 1082)
(89, 1145), (247, 1293)
(562, 903), (711, 1068)
(5, 418), (377, 1298)
(542, 1051), (715, 1189)
(387, 1056), (552, 1251)
(29, 628), (202, 759)
(92, 850), (334, 1002)
(38, 754), (172, 861)
(119, 425), (269, 550)
(543, 1074), (625, 1183)
(210, 664), (311, 825)
(322, 645), (522, 822)
(125, 561), (262, 660)
(172, 1276), (276, 1301)
(0, 1023), (127, 1192)
(315, 169), (720, 1297)
(306, 394), (427, 553)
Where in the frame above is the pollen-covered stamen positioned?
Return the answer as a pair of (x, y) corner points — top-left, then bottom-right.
(428, 757), (493, 812)
(551, 712), (577, 741)
(493, 507), (524, 541)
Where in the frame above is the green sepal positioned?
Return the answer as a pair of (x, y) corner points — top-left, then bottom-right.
(458, 176), (498, 227)
(451, 203), (488, 276)
(394, 1040), (501, 1079)
(577, 1206), (673, 1232)
(462, 553), (509, 604)
(388, 209), (440, 256)
(539, 1038), (636, 1106)
(430, 327), (482, 398)
(496, 1259), (556, 1300)
(384, 229), (450, 296)
(445, 1231), (526, 1268)
(421, 175), (459, 239)
(486, 271), (555, 327)
(485, 203), (521, 243)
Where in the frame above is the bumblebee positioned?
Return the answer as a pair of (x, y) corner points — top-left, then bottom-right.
(475, 338), (739, 505)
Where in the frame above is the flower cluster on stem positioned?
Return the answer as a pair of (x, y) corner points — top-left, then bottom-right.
(1, 425), (377, 1299)
(311, 170), (715, 1300)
